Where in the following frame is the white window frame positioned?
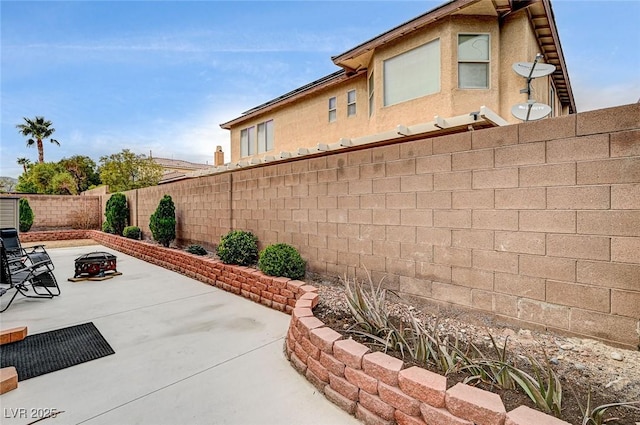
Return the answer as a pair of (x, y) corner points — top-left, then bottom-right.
(328, 97), (337, 122)
(368, 71), (374, 117)
(241, 119), (274, 158)
(549, 84), (555, 117)
(347, 90), (356, 117)
(457, 33), (490, 89)
(257, 119), (274, 154)
(383, 38), (440, 106)
(240, 126), (255, 158)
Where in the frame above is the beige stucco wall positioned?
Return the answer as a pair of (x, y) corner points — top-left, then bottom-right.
(228, 9), (566, 164)
(229, 76), (372, 163)
(499, 9), (560, 120)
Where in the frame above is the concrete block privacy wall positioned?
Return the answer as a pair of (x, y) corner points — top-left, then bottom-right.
(0, 194), (101, 230)
(13, 103), (640, 348)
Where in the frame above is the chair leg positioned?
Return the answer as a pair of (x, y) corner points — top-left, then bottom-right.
(0, 287), (20, 313)
(0, 277), (55, 313)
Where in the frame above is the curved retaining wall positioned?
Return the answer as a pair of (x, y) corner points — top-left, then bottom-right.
(23, 230), (568, 425)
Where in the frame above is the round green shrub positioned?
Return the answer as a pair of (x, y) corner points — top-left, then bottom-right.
(186, 244), (207, 255)
(258, 243), (306, 280)
(123, 226), (141, 240)
(150, 195), (176, 248)
(105, 193), (129, 236)
(19, 198), (34, 232)
(216, 230), (258, 266)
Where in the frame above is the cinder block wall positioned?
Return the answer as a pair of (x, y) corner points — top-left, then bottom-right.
(206, 103), (638, 348)
(132, 103), (640, 348)
(0, 194), (101, 230)
(14, 103), (640, 348)
(122, 172), (233, 251)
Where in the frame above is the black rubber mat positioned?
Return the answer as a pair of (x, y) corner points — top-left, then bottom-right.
(0, 322), (115, 381)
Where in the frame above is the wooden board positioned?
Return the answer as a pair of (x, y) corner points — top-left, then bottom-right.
(68, 272), (122, 282)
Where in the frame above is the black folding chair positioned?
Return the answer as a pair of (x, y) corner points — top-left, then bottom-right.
(0, 238), (60, 313)
(0, 228), (52, 265)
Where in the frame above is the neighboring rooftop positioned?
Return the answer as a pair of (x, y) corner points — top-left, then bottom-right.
(151, 157), (211, 185)
(151, 157), (210, 171)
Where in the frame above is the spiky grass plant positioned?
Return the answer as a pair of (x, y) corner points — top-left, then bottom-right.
(342, 269), (409, 355)
(463, 334), (516, 390)
(508, 353), (563, 416)
(575, 387), (640, 425)
(407, 313), (473, 375)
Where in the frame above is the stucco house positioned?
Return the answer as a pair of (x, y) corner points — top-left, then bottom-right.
(220, 0), (575, 165)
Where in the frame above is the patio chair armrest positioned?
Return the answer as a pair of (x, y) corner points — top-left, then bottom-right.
(7, 256), (25, 266)
(25, 245), (48, 254)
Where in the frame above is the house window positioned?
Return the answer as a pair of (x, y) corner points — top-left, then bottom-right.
(549, 85), (555, 117)
(241, 120), (273, 157)
(383, 39), (440, 106)
(328, 97), (337, 122)
(347, 90), (356, 117)
(458, 34), (490, 89)
(368, 71), (374, 117)
(240, 126), (256, 157)
(257, 120), (274, 154)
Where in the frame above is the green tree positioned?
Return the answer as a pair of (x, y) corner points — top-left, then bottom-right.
(149, 195), (176, 247)
(14, 175), (38, 194)
(59, 155), (101, 193)
(16, 157), (31, 173)
(99, 149), (162, 192)
(15, 162), (77, 195)
(50, 171), (78, 195)
(105, 193), (129, 236)
(16, 162), (59, 193)
(16, 116), (60, 164)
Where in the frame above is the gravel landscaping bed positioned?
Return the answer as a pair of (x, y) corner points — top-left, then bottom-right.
(308, 273), (640, 425)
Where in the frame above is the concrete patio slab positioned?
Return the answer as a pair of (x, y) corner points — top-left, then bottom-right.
(0, 245), (359, 425)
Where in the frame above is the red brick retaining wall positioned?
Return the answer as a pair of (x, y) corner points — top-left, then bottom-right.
(21, 230), (303, 313)
(22, 230), (568, 425)
(284, 292), (570, 425)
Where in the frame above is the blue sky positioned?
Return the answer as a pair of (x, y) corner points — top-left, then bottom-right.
(1, 1), (639, 179)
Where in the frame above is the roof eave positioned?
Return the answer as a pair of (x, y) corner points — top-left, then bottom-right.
(331, 0), (482, 67)
(540, 0), (576, 113)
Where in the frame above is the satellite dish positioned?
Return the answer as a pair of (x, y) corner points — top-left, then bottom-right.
(512, 62), (556, 79)
(511, 102), (552, 121)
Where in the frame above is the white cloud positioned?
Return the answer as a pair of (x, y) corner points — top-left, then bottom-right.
(94, 102), (248, 167)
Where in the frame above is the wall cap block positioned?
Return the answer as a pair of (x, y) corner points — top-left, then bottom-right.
(446, 383), (506, 425)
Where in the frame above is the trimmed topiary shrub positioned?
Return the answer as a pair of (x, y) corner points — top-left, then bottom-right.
(123, 226), (141, 240)
(149, 194), (176, 248)
(19, 198), (34, 232)
(105, 193), (129, 236)
(258, 243), (306, 280)
(102, 221), (115, 234)
(216, 230), (258, 266)
(186, 244), (207, 255)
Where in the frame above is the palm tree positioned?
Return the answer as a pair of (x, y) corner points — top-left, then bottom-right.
(16, 116), (60, 163)
(16, 157), (32, 173)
